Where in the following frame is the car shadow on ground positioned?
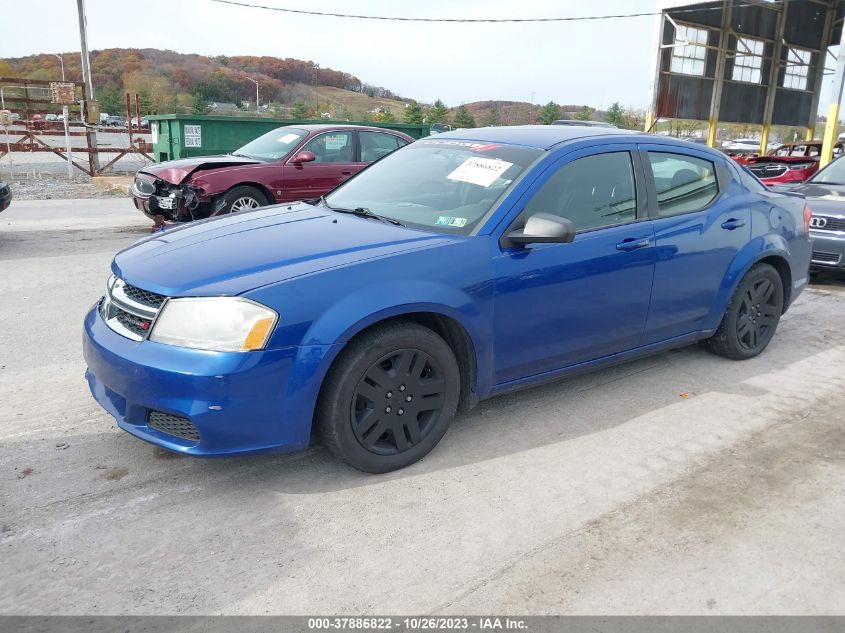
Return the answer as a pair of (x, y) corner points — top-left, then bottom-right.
(65, 314), (825, 497)
(4, 282), (840, 505)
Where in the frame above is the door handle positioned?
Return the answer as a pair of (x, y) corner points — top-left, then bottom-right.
(341, 170), (353, 175)
(721, 218), (747, 230)
(616, 237), (651, 251)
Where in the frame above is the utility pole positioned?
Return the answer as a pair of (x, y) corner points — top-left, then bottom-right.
(246, 77), (259, 114)
(76, 0), (99, 172)
(820, 12), (845, 168)
(54, 54), (73, 180)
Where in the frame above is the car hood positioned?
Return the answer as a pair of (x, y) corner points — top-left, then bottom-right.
(112, 204), (458, 297)
(781, 181), (845, 216)
(139, 155), (263, 184)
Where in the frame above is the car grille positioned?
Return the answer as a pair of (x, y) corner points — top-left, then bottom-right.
(147, 410), (199, 442)
(122, 283), (166, 309)
(811, 215), (845, 232)
(812, 251), (841, 264)
(100, 276), (165, 341)
(113, 305), (152, 337)
(748, 163), (788, 179)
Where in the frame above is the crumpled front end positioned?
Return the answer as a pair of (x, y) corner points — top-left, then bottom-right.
(130, 172), (217, 222)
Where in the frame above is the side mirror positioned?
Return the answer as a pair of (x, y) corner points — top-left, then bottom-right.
(292, 150), (316, 164)
(504, 213), (576, 247)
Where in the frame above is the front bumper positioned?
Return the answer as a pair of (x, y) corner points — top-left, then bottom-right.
(809, 231), (845, 270)
(83, 305), (337, 455)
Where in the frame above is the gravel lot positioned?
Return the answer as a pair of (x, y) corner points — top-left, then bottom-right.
(1, 198), (844, 615)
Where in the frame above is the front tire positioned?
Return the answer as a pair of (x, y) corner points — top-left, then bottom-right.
(220, 186), (268, 214)
(708, 263), (784, 360)
(316, 321), (460, 473)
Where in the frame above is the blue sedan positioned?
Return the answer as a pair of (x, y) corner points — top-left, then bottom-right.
(83, 126), (812, 472)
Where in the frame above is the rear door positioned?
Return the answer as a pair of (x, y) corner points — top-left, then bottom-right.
(281, 130), (357, 201)
(639, 144), (752, 344)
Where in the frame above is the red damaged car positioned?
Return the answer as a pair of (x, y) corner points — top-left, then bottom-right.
(741, 141), (845, 186)
(130, 124), (412, 221)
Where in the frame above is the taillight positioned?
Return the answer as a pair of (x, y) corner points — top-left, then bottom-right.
(803, 204), (812, 233)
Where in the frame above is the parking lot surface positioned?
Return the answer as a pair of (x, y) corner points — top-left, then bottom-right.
(1, 199), (844, 615)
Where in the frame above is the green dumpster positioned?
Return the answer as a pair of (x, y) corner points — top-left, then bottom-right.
(147, 115), (430, 162)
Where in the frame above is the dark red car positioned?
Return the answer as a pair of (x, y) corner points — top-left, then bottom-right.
(130, 124), (412, 221)
(741, 141), (845, 186)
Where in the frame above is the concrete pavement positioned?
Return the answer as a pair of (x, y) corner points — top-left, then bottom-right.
(1, 199), (844, 615)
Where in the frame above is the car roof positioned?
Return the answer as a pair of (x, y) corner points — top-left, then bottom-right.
(430, 125), (641, 150)
(284, 123), (406, 133)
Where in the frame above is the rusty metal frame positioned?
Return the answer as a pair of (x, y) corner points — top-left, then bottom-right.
(0, 77), (154, 176)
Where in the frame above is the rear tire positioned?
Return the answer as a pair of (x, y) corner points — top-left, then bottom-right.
(708, 263), (784, 360)
(316, 321), (460, 473)
(220, 186), (268, 214)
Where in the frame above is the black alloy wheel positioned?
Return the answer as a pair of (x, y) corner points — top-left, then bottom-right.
(351, 348), (446, 455)
(709, 263), (784, 360)
(735, 276), (780, 351)
(316, 321), (461, 473)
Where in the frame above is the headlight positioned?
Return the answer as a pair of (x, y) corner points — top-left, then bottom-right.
(788, 163), (814, 171)
(149, 297), (278, 352)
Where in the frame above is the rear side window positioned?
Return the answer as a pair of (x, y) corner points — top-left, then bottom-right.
(360, 131), (406, 163)
(523, 151), (637, 232)
(648, 152), (718, 216)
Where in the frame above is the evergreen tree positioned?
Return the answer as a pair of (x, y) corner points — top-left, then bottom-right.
(605, 102), (625, 127)
(453, 105), (476, 129)
(404, 100), (424, 124)
(485, 104), (501, 127)
(574, 105), (595, 121)
(290, 102), (309, 119)
(191, 92), (209, 114)
(538, 101), (561, 125)
(97, 84), (125, 116)
(428, 99), (449, 124)
(137, 89), (153, 115)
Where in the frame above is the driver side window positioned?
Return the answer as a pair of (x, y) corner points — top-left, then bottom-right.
(523, 152), (637, 232)
(302, 132), (354, 163)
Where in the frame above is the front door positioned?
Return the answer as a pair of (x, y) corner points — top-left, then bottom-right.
(493, 147), (656, 385)
(281, 130), (359, 201)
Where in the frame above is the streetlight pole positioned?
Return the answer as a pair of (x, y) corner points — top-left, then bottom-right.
(246, 77), (259, 114)
(54, 53), (73, 180)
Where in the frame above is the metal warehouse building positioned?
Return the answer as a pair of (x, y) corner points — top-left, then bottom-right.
(646, 0), (845, 165)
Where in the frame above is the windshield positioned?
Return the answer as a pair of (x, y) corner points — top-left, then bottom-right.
(324, 139), (544, 234)
(811, 156), (845, 184)
(233, 127), (307, 161)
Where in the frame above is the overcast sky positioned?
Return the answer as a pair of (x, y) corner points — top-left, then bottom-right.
(1, 0), (665, 109)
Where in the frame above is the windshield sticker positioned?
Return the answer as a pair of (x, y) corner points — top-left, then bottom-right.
(435, 216), (468, 228)
(278, 133), (300, 144)
(447, 157), (513, 187)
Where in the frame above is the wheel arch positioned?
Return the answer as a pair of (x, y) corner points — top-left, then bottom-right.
(705, 237), (794, 331)
(222, 182), (275, 205)
(342, 311), (480, 412)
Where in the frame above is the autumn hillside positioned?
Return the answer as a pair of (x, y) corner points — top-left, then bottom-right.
(0, 48), (409, 120)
